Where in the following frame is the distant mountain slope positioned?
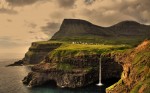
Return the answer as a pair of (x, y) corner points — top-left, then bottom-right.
(51, 19), (150, 45)
(108, 20), (150, 36)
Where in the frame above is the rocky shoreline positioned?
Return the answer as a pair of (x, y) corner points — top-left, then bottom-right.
(6, 60), (23, 66)
(22, 40), (150, 93)
(22, 63), (98, 88)
(22, 53), (123, 88)
(17, 19), (150, 92)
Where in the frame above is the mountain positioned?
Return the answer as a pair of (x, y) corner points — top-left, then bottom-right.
(20, 19), (150, 92)
(51, 19), (107, 38)
(51, 19), (150, 45)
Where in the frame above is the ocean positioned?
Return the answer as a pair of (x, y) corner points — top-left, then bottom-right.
(0, 59), (112, 93)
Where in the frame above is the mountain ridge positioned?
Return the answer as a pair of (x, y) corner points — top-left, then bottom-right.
(51, 19), (150, 45)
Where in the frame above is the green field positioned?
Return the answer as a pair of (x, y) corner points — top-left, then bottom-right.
(50, 36), (147, 47)
(48, 43), (132, 58)
(56, 43), (131, 51)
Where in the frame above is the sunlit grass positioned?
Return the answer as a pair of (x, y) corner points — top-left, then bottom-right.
(34, 40), (63, 44)
(56, 44), (131, 51)
(48, 43), (131, 58)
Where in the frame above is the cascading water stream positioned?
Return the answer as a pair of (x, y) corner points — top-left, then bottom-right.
(97, 56), (103, 86)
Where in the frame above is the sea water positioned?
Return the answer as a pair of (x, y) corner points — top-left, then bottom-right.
(0, 59), (112, 93)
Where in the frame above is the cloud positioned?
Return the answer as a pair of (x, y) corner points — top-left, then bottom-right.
(34, 36), (47, 41)
(7, 19), (13, 22)
(84, 0), (96, 5)
(28, 31), (35, 33)
(118, 0), (150, 23)
(2, 0), (150, 25)
(0, 36), (30, 54)
(0, 8), (17, 14)
(28, 23), (37, 28)
(41, 22), (61, 36)
(56, 0), (76, 8)
(5, 0), (45, 6)
(73, 0), (150, 25)
(0, 0), (150, 55)
(1, 0), (150, 23)
(0, 36), (21, 47)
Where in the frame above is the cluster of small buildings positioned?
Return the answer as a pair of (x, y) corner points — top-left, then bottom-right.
(72, 42), (101, 45)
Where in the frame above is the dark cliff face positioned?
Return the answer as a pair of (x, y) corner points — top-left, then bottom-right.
(23, 41), (62, 64)
(108, 20), (150, 36)
(51, 19), (107, 39)
(21, 18), (150, 91)
(22, 40), (150, 90)
(22, 54), (123, 88)
(51, 19), (150, 44)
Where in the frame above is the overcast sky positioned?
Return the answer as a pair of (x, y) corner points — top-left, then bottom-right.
(0, 0), (150, 58)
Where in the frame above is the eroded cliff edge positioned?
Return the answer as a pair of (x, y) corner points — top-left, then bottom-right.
(22, 40), (150, 92)
(22, 44), (126, 88)
(23, 41), (62, 64)
(21, 19), (150, 92)
(106, 40), (150, 93)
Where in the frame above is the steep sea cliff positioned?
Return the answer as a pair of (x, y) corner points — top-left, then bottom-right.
(20, 19), (150, 92)
(23, 41), (62, 64)
(23, 44), (125, 88)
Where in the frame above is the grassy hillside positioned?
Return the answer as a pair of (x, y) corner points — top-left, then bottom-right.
(52, 36), (146, 46)
(51, 19), (150, 46)
(48, 43), (131, 59)
(56, 43), (130, 51)
(106, 40), (150, 93)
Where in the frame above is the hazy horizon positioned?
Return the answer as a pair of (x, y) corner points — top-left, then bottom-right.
(0, 53), (25, 60)
(0, 0), (150, 55)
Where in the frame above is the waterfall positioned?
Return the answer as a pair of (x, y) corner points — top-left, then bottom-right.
(97, 56), (103, 86)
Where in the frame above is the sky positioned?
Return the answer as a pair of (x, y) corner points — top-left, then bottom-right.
(0, 0), (150, 58)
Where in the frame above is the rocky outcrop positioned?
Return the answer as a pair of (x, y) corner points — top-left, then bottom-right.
(106, 40), (150, 93)
(6, 60), (23, 66)
(22, 52), (123, 88)
(23, 41), (62, 64)
(21, 18), (150, 91)
(22, 40), (150, 90)
(23, 63), (98, 88)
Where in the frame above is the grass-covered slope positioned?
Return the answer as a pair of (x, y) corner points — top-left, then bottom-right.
(106, 40), (150, 93)
(23, 42), (126, 88)
(47, 43), (131, 63)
